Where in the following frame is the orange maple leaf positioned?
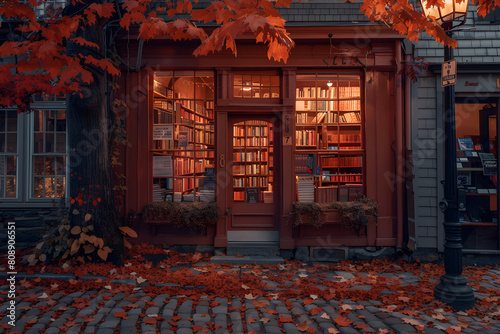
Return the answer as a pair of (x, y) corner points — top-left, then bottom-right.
(114, 311), (129, 320)
(297, 320), (315, 333)
(334, 316), (354, 327)
(279, 315), (293, 323)
(303, 298), (315, 305)
(253, 300), (267, 308)
(310, 306), (322, 315)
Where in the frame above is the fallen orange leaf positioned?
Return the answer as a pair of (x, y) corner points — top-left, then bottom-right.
(334, 316), (354, 327)
(114, 312), (128, 320)
(303, 298), (315, 305)
(279, 315), (293, 323)
(310, 306), (322, 315)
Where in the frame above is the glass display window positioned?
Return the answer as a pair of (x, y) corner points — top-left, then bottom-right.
(295, 72), (364, 203)
(152, 71), (215, 202)
(455, 101), (499, 250)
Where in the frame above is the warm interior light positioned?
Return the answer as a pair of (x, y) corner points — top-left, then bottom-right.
(419, 0), (469, 29)
(242, 87), (252, 91)
(327, 81), (333, 87)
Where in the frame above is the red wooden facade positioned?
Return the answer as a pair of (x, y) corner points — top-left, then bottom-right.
(118, 26), (407, 250)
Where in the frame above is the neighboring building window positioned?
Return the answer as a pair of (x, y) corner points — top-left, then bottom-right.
(0, 98), (67, 204)
(233, 73), (280, 99)
(0, 111), (18, 198)
(23, 0), (67, 17)
(152, 71), (215, 202)
(33, 110), (66, 198)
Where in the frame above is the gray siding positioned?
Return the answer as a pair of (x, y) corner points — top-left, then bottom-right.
(412, 5), (500, 250)
(412, 73), (440, 249)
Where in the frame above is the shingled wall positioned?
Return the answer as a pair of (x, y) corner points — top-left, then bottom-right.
(412, 4), (500, 250)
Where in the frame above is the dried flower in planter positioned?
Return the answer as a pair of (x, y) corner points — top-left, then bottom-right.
(143, 201), (221, 232)
(291, 197), (378, 233)
(291, 202), (324, 228)
(328, 196), (378, 235)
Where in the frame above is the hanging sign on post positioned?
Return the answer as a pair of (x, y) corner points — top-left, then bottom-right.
(442, 59), (457, 87)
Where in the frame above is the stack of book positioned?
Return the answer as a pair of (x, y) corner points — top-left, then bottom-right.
(152, 184), (165, 201)
(263, 191), (273, 203)
(182, 192), (200, 202)
(200, 189), (215, 202)
(173, 192), (182, 202)
(315, 186), (337, 203)
(297, 176), (315, 202)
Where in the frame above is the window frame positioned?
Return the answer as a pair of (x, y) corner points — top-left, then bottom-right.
(230, 70), (282, 103)
(0, 101), (68, 207)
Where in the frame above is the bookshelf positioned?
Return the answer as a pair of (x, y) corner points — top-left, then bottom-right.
(295, 73), (364, 203)
(232, 120), (274, 203)
(152, 73), (215, 202)
(456, 145), (498, 225)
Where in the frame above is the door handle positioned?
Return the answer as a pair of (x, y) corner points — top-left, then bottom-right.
(219, 154), (225, 168)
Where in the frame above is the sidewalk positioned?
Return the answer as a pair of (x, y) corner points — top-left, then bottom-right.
(1, 246), (499, 334)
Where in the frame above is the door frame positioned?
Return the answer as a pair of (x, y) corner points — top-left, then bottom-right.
(226, 113), (281, 232)
(214, 111), (283, 246)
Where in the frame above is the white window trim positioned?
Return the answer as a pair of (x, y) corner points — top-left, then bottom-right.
(0, 104), (69, 208)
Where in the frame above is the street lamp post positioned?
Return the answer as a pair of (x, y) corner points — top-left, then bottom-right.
(418, 0), (475, 311)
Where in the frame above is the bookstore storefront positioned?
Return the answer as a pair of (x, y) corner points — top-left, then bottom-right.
(123, 29), (406, 250)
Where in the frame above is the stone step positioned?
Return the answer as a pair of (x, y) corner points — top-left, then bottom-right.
(210, 255), (284, 265)
(226, 242), (280, 256)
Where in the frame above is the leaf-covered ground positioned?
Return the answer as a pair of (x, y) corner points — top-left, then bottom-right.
(1, 243), (499, 333)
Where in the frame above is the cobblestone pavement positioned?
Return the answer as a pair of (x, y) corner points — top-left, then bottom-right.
(1, 260), (500, 334)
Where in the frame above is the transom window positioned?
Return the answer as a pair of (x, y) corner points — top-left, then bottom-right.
(233, 73), (280, 99)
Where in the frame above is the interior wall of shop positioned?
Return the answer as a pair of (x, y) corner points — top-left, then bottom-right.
(412, 4), (500, 251)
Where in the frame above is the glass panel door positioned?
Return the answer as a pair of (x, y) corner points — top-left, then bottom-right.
(232, 120), (274, 203)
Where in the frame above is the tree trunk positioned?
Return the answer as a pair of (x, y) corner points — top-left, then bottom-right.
(66, 1), (124, 265)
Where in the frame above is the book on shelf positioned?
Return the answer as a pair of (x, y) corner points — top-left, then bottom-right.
(199, 189), (215, 202)
(182, 192), (200, 202)
(152, 184), (165, 201)
(317, 112), (327, 123)
(338, 185), (349, 202)
(173, 192), (182, 202)
(296, 101), (306, 111)
(339, 112), (360, 123)
(263, 191), (273, 203)
(458, 137), (474, 150)
(315, 186), (337, 203)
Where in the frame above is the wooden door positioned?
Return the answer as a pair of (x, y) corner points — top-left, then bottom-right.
(226, 114), (280, 232)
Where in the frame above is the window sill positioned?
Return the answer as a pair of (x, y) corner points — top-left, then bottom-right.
(0, 202), (63, 209)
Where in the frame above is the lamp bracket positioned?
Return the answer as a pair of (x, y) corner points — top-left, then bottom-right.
(439, 199), (448, 212)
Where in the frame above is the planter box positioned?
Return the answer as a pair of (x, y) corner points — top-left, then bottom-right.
(294, 210), (369, 246)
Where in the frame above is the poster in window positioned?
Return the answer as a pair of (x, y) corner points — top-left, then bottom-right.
(153, 156), (173, 177)
(153, 125), (173, 140)
(457, 138), (474, 150)
(245, 187), (259, 203)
